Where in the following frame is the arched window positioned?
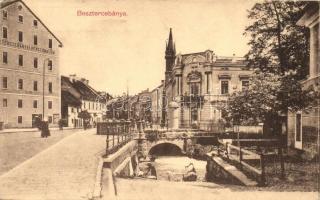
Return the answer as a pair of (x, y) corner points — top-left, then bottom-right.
(187, 71), (202, 96)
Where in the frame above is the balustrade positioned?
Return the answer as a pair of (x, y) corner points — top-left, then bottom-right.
(97, 120), (147, 157)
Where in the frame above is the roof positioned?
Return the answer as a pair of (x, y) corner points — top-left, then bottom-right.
(61, 91), (82, 107)
(61, 75), (102, 102)
(150, 83), (163, 93)
(180, 51), (248, 67)
(61, 76), (82, 106)
(72, 79), (100, 101)
(0, 0), (63, 47)
(296, 1), (319, 26)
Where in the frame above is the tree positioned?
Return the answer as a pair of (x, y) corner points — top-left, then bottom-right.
(225, 69), (317, 128)
(244, 1), (309, 79)
(78, 110), (91, 120)
(227, 1), (319, 135)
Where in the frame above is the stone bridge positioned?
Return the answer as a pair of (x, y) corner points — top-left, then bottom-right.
(136, 131), (217, 157)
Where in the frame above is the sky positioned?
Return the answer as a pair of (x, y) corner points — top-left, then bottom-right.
(24, 0), (256, 96)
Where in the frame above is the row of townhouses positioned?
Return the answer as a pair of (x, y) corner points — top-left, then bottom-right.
(0, 0), (112, 128)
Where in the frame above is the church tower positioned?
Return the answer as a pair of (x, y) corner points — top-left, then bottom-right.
(165, 28), (176, 84)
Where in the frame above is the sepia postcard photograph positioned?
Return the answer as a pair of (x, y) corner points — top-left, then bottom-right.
(0, 0), (319, 199)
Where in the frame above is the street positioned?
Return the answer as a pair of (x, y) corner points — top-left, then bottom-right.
(0, 129), (78, 176)
(0, 129), (106, 200)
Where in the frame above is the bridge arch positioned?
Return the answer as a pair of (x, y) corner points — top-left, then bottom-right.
(148, 141), (183, 156)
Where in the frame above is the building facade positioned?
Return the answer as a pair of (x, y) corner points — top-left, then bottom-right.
(61, 76), (82, 128)
(0, 0), (62, 128)
(161, 29), (253, 129)
(150, 82), (163, 125)
(62, 75), (108, 127)
(287, 2), (320, 158)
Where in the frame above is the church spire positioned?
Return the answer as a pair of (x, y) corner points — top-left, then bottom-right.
(165, 28), (176, 84)
(166, 28), (175, 54)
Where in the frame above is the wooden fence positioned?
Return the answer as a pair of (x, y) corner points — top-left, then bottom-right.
(217, 138), (285, 186)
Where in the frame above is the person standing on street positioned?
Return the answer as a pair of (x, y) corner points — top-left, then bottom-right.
(40, 118), (50, 138)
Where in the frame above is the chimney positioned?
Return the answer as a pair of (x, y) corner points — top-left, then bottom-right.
(69, 74), (77, 82)
(80, 78), (89, 85)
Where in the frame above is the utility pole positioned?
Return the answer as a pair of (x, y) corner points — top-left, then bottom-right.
(42, 58), (49, 120)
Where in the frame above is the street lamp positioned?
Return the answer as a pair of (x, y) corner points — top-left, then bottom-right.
(42, 58), (50, 120)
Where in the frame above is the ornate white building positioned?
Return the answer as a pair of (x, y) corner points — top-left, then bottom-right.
(161, 29), (253, 129)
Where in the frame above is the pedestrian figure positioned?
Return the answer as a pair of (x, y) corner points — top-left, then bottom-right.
(41, 120), (50, 138)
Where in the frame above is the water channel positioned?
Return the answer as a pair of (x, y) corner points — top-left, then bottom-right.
(140, 156), (207, 182)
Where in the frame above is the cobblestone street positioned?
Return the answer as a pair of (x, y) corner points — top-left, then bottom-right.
(0, 129), (78, 176)
(0, 129), (106, 200)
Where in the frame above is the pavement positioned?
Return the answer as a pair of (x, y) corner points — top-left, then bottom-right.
(0, 129), (107, 200)
(0, 129), (78, 176)
(0, 127), (79, 134)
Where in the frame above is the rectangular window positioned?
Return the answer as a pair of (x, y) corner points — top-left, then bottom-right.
(49, 39), (52, 49)
(18, 99), (23, 108)
(18, 31), (23, 42)
(3, 52), (8, 64)
(18, 15), (23, 23)
(18, 79), (23, 90)
(3, 98), (7, 107)
(221, 81), (229, 94)
(48, 101), (52, 109)
(18, 55), (23, 66)
(48, 82), (52, 93)
(48, 116), (53, 123)
(33, 20), (38, 27)
(18, 116), (22, 124)
(33, 100), (38, 108)
(296, 113), (302, 142)
(48, 60), (53, 70)
(34, 35), (37, 45)
(3, 10), (7, 19)
(33, 81), (38, 91)
(34, 57), (38, 68)
(2, 77), (7, 89)
(190, 83), (200, 95)
(242, 80), (249, 91)
(2, 27), (7, 39)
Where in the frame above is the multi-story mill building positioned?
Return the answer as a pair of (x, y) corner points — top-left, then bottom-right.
(0, 0), (62, 128)
(161, 29), (253, 129)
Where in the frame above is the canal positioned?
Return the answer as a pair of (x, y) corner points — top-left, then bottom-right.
(140, 156), (207, 182)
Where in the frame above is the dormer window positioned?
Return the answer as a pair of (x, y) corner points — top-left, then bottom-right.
(3, 10), (7, 19)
